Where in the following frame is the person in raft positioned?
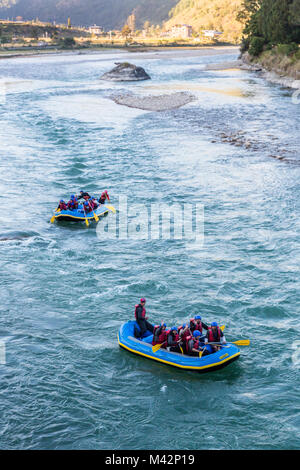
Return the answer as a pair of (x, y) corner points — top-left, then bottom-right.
(83, 200), (92, 213)
(57, 200), (68, 211)
(189, 315), (209, 334)
(205, 322), (226, 352)
(186, 330), (210, 357)
(152, 323), (167, 346)
(98, 190), (110, 205)
(67, 195), (78, 211)
(89, 197), (99, 210)
(166, 327), (181, 353)
(134, 298), (154, 339)
(77, 190), (91, 201)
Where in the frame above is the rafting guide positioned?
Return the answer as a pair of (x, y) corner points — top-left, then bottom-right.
(96, 195), (204, 242)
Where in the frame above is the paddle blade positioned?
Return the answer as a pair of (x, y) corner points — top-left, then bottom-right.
(199, 350), (203, 358)
(94, 214), (99, 222)
(85, 218), (89, 227)
(152, 343), (162, 353)
(221, 325), (225, 331)
(106, 205), (116, 214)
(50, 215), (55, 224)
(232, 340), (250, 346)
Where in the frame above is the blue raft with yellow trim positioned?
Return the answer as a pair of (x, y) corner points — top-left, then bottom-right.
(118, 321), (240, 373)
(53, 204), (115, 222)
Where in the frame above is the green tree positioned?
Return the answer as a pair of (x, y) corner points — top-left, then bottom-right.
(289, 0), (300, 24)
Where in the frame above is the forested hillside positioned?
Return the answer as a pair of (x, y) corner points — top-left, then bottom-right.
(166, 0), (244, 43)
(239, 0), (300, 55)
(0, 0), (178, 29)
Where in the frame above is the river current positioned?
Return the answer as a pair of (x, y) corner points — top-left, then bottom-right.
(0, 47), (299, 450)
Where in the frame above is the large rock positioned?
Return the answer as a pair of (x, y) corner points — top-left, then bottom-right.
(100, 62), (151, 82)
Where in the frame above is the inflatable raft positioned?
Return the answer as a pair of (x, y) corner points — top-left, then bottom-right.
(118, 321), (240, 373)
(52, 204), (116, 223)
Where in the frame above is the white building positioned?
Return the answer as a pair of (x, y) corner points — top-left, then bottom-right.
(203, 30), (223, 38)
(170, 24), (192, 39)
(88, 25), (102, 35)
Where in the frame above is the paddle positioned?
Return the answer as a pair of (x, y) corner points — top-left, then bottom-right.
(89, 201), (99, 222)
(207, 340), (250, 346)
(105, 205), (116, 214)
(50, 207), (60, 224)
(82, 204), (89, 227)
(152, 342), (166, 353)
(199, 346), (206, 358)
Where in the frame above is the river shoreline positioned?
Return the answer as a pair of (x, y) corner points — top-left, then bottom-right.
(240, 51), (300, 90)
(0, 44), (239, 61)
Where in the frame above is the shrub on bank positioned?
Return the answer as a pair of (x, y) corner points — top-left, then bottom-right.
(248, 36), (265, 56)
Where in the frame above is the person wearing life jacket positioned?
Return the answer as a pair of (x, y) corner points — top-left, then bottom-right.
(152, 323), (167, 346)
(57, 200), (67, 211)
(166, 327), (181, 352)
(134, 298), (154, 339)
(67, 195), (78, 211)
(98, 190), (110, 205)
(205, 322), (226, 352)
(77, 191), (91, 201)
(189, 315), (209, 334)
(90, 197), (98, 210)
(83, 200), (92, 213)
(178, 323), (191, 353)
(186, 330), (202, 356)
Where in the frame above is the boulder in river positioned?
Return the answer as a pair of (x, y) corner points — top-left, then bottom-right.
(100, 62), (151, 82)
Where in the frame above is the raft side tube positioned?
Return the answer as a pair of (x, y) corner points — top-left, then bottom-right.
(118, 321), (240, 373)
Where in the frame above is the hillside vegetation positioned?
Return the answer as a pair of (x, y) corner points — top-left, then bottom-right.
(165, 0), (245, 43)
(0, 0), (178, 29)
(240, 0), (300, 80)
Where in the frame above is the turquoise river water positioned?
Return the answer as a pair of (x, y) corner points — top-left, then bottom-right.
(0, 47), (299, 450)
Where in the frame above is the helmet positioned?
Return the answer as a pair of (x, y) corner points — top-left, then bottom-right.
(195, 315), (201, 320)
(140, 298), (146, 303)
(181, 323), (186, 328)
(211, 322), (218, 327)
(193, 330), (201, 337)
(71, 195), (75, 199)
(84, 201), (89, 206)
(60, 200), (64, 203)
(161, 322), (166, 328)
(171, 327), (178, 332)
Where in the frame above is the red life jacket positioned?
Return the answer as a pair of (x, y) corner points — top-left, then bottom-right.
(158, 329), (168, 345)
(167, 332), (179, 347)
(59, 202), (67, 211)
(186, 336), (199, 354)
(134, 304), (146, 320)
(152, 325), (160, 345)
(207, 327), (222, 343)
(194, 321), (203, 333)
(181, 328), (191, 342)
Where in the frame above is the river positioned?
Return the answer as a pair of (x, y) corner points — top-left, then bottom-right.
(0, 47), (299, 450)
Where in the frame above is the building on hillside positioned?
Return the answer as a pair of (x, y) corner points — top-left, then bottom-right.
(202, 30), (223, 39)
(170, 24), (192, 39)
(88, 25), (102, 35)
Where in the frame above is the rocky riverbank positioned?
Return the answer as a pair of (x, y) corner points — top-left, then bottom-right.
(240, 51), (300, 90)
